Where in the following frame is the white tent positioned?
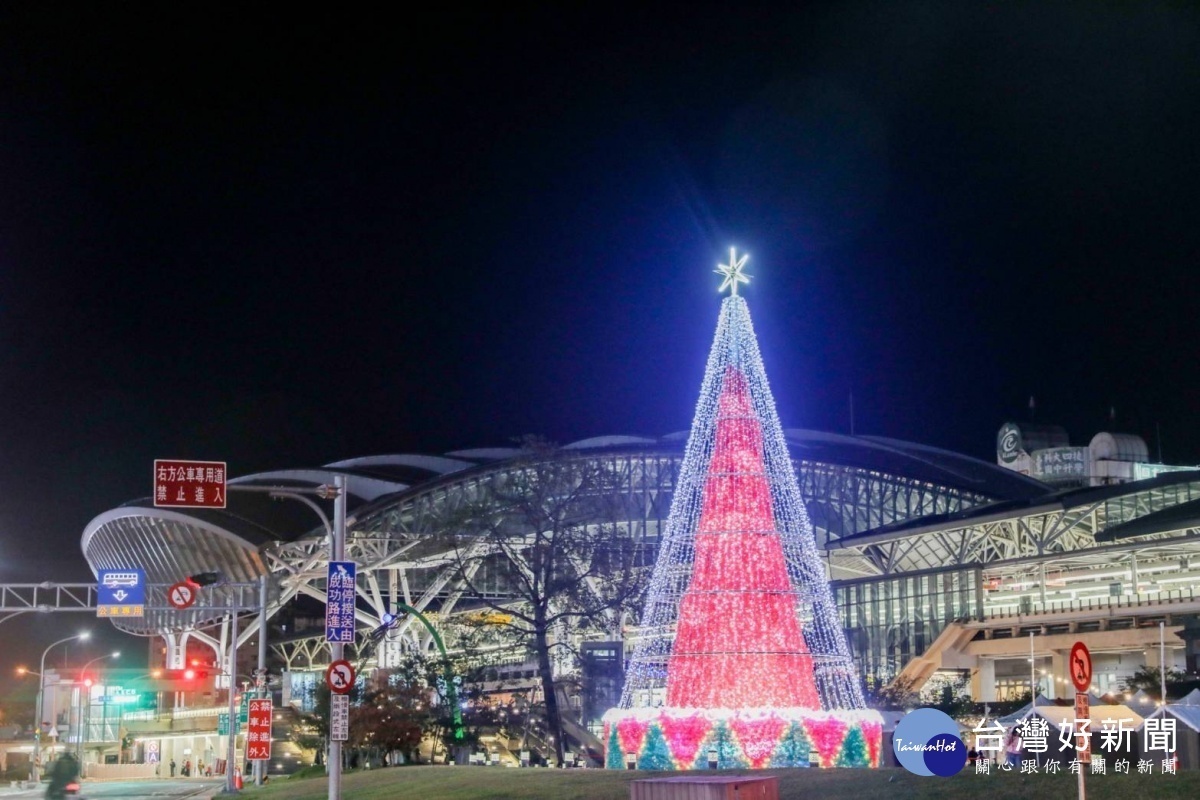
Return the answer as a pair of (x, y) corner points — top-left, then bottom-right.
(1006, 703), (1144, 764)
(1138, 702), (1200, 769)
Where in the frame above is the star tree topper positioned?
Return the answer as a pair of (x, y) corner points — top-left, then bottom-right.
(715, 247), (750, 295)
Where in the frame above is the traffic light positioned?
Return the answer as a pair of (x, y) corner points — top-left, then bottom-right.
(161, 667), (209, 681)
(188, 571), (221, 587)
(153, 667), (212, 691)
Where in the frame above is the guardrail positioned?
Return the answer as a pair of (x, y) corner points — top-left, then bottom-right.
(83, 763), (159, 781)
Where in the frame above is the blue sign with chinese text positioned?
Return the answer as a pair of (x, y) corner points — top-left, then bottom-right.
(97, 568), (146, 617)
(325, 561), (357, 644)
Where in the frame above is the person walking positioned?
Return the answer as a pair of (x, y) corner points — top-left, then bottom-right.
(169, 759), (176, 777)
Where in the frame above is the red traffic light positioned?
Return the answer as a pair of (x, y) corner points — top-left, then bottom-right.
(157, 668), (210, 683)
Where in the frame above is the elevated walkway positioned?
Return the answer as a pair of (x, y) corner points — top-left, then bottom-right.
(884, 589), (1200, 696)
(122, 707), (221, 736)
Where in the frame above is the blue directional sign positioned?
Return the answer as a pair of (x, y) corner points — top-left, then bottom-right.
(325, 561), (357, 644)
(97, 569), (146, 617)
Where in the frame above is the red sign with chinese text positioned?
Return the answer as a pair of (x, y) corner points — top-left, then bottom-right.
(154, 460), (227, 508)
(246, 698), (272, 761)
(1074, 691), (1092, 764)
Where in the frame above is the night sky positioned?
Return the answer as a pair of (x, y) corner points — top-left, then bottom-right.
(1, 5), (1199, 672)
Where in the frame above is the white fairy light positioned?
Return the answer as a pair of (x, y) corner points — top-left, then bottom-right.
(617, 291), (867, 712)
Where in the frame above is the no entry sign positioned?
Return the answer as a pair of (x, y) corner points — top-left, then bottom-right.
(326, 659), (355, 694)
(1070, 642), (1093, 693)
(167, 580), (197, 610)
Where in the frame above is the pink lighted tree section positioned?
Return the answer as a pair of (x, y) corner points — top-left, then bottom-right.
(666, 366), (820, 710)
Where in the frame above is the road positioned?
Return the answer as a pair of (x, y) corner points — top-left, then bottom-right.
(0, 779), (221, 799)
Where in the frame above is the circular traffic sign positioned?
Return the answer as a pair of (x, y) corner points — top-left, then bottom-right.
(167, 580), (198, 610)
(1070, 641), (1093, 692)
(326, 659), (355, 694)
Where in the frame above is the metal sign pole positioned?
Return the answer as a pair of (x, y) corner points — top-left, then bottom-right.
(255, 575), (268, 786)
(225, 610), (239, 794)
(1070, 641), (1092, 800)
(328, 475), (346, 800)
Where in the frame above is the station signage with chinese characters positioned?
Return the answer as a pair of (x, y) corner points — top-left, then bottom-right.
(153, 460), (227, 508)
(246, 699), (273, 761)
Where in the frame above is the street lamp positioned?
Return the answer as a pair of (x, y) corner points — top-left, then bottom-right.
(76, 652), (119, 760)
(79, 651), (120, 675)
(32, 632), (90, 782)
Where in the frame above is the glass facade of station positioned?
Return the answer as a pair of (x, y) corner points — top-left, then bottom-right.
(833, 565), (983, 685)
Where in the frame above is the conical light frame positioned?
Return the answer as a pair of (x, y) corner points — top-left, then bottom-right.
(619, 295), (866, 711)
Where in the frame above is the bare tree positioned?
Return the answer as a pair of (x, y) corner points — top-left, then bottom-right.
(440, 439), (641, 764)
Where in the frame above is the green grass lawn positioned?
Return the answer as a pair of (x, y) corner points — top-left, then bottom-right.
(239, 765), (1200, 800)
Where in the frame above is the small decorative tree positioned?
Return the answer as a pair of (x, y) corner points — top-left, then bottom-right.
(637, 725), (673, 770)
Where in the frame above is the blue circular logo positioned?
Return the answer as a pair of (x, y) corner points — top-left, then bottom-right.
(893, 708), (965, 776)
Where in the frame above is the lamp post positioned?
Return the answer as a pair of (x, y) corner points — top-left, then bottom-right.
(1029, 632), (1036, 704)
(76, 652), (119, 762)
(228, 482), (334, 790)
(232, 479), (343, 796)
(1160, 621), (1167, 703)
(32, 632), (91, 783)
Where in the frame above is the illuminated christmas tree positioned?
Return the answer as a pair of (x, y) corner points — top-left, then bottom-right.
(603, 250), (882, 769)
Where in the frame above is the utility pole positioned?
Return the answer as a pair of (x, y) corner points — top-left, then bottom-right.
(1160, 621), (1167, 703)
(329, 475), (346, 800)
(226, 482), (339, 796)
(1029, 631), (1036, 704)
(224, 608), (239, 795)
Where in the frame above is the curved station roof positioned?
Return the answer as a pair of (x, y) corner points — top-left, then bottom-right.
(80, 430), (1044, 636)
(81, 429), (1200, 647)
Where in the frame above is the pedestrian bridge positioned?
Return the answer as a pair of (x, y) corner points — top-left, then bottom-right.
(891, 588), (1200, 701)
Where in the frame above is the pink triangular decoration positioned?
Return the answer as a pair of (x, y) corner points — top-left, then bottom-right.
(659, 715), (713, 767)
(804, 717), (848, 768)
(730, 716), (788, 769)
(616, 717), (649, 756)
